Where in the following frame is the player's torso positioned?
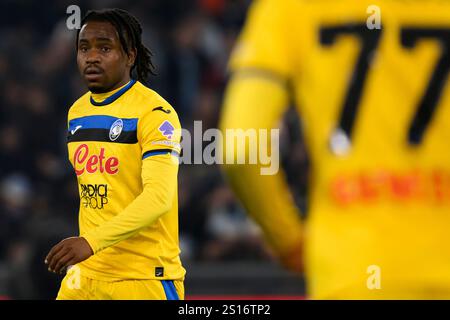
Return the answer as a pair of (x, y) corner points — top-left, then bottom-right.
(283, 0), (450, 296)
(67, 91), (144, 229)
(66, 84), (185, 281)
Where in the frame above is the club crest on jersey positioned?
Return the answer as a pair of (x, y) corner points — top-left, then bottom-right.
(109, 119), (123, 141)
(158, 120), (174, 140)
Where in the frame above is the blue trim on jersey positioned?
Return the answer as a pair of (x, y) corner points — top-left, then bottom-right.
(142, 149), (180, 160)
(90, 79), (136, 106)
(68, 115), (138, 132)
(161, 280), (179, 300)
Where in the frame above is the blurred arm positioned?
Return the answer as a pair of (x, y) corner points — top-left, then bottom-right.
(220, 73), (303, 273)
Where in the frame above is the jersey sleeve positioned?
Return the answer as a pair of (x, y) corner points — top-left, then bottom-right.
(229, 0), (292, 77)
(220, 1), (303, 270)
(81, 152), (179, 254)
(138, 99), (182, 159)
(219, 75), (303, 272)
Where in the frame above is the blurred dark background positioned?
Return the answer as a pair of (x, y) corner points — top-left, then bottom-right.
(0, 0), (308, 299)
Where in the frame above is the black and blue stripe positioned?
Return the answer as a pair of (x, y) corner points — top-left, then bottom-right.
(90, 79), (136, 106)
(142, 149), (180, 160)
(67, 115), (138, 144)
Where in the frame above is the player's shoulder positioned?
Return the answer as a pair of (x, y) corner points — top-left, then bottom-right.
(67, 91), (90, 119)
(132, 81), (179, 122)
(133, 81), (176, 111)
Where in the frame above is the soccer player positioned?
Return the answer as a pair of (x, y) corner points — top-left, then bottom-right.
(220, 0), (450, 299)
(44, 9), (185, 300)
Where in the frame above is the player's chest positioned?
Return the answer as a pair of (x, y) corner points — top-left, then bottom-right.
(67, 113), (142, 178)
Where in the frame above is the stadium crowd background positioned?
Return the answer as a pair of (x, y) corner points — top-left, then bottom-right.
(0, 0), (308, 299)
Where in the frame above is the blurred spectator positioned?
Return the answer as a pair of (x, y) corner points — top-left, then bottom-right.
(202, 184), (271, 261)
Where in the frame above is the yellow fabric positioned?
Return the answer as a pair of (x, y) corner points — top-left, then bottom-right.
(220, 77), (303, 259)
(222, 0), (450, 299)
(56, 270), (184, 300)
(82, 153), (179, 254)
(67, 81), (185, 282)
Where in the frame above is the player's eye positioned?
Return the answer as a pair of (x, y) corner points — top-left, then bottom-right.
(79, 47), (88, 53)
(101, 47), (111, 52)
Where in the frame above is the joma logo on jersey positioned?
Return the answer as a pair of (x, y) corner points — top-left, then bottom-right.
(73, 144), (119, 176)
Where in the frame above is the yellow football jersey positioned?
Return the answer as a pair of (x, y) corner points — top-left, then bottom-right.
(67, 80), (185, 282)
(222, 0), (450, 298)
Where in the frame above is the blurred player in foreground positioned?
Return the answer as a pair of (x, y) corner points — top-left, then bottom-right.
(45, 8), (185, 300)
(220, 0), (450, 299)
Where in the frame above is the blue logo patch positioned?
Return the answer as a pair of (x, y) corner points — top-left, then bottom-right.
(109, 119), (123, 141)
(158, 121), (174, 139)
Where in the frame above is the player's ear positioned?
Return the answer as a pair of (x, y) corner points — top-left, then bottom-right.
(127, 48), (137, 67)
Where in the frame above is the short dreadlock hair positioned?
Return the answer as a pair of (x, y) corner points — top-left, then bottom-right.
(76, 8), (156, 83)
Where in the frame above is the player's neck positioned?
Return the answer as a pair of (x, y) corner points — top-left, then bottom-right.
(90, 77), (136, 106)
(91, 78), (132, 100)
(109, 76), (132, 92)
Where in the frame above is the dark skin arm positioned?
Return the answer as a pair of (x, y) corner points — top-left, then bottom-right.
(45, 237), (93, 274)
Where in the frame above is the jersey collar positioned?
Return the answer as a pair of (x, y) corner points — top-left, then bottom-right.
(90, 79), (137, 106)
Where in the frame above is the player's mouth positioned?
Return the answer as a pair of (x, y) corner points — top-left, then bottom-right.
(84, 66), (104, 81)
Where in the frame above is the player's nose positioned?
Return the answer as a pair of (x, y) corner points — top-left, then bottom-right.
(85, 49), (101, 64)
